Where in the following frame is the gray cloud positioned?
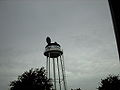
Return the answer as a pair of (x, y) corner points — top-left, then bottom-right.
(0, 0), (120, 90)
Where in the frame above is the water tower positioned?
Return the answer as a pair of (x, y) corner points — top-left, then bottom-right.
(44, 37), (67, 90)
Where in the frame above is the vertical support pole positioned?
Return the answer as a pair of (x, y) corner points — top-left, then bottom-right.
(53, 58), (56, 90)
(45, 57), (48, 90)
(57, 57), (61, 90)
(48, 53), (50, 79)
(62, 54), (67, 90)
(46, 57), (48, 77)
(60, 55), (67, 90)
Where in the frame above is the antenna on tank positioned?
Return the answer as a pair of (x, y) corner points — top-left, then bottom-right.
(46, 37), (51, 44)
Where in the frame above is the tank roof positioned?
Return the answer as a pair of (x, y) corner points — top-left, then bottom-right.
(45, 42), (60, 48)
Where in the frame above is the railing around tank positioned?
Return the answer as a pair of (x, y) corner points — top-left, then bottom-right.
(45, 45), (62, 52)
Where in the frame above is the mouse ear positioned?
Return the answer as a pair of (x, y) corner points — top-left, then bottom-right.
(46, 37), (51, 44)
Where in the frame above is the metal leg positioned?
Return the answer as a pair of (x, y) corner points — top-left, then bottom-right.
(53, 58), (56, 90)
(60, 55), (67, 90)
(46, 57), (48, 77)
(57, 57), (61, 90)
(49, 53), (50, 79)
(62, 54), (67, 90)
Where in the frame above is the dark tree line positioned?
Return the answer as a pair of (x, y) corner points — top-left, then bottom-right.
(71, 74), (120, 90)
(9, 67), (53, 90)
(71, 88), (81, 90)
(97, 74), (120, 90)
(9, 67), (120, 90)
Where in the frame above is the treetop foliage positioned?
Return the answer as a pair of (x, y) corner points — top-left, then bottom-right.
(10, 67), (53, 90)
(97, 74), (120, 90)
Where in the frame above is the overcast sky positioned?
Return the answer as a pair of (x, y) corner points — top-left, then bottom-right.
(0, 0), (120, 90)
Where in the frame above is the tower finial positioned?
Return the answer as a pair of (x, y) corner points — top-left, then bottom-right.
(46, 37), (51, 44)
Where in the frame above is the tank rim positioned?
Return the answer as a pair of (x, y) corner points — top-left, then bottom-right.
(44, 50), (63, 58)
(45, 42), (60, 48)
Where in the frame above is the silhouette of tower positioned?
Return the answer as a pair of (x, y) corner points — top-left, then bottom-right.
(44, 37), (67, 90)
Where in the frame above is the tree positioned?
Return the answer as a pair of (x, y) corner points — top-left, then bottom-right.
(71, 88), (81, 90)
(97, 74), (120, 90)
(10, 67), (53, 90)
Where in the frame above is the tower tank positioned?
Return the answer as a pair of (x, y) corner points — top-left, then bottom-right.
(44, 37), (67, 90)
(44, 42), (63, 58)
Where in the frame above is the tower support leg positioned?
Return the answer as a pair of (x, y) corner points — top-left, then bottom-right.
(49, 53), (50, 79)
(53, 58), (56, 90)
(57, 57), (61, 90)
(46, 57), (48, 77)
(60, 55), (67, 90)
